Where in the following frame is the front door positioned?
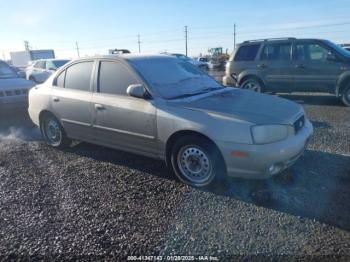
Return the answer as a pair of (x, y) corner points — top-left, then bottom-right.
(293, 40), (343, 93)
(92, 60), (158, 156)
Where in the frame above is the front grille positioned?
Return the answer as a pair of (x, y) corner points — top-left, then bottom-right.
(0, 89), (28, 97)
(294, 115), (305, 133)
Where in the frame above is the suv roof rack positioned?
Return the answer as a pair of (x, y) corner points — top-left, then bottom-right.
(243, 37), (296, 43)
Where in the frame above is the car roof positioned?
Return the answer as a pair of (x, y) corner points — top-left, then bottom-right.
(72, 54), (177, 62)
(240, 38), (326, 45)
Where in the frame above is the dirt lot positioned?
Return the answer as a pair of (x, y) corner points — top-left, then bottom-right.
(0, 91), (349, 260)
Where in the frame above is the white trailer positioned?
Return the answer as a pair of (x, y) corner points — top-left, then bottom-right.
(10, 50), (55, 69)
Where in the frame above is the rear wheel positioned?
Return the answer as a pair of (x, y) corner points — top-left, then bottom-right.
(40, 113), (71, 148)
(170, 135), (225, 188)
(241, 78), (262, 93)
(341, 83), (350, 106)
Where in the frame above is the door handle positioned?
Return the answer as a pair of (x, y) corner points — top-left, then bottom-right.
(53, 97), (60, 102)
(94, 104), (105, 110)
(257, 64), (267, 68)
(295, 64), (305, 69)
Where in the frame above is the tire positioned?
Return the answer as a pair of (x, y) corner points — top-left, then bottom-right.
(170, 135), (226, 188)
(40, 113), (71, 148)
(341, 83), (350, 107)
(241, 78), (263, 93)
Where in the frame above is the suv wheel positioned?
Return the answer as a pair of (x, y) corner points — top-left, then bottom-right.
(40, 113), (71, 148)
(170, 135), (225, 188)
(341, 83), (350, 107)
(241, 78), (262, 92)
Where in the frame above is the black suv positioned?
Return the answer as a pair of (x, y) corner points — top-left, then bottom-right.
(223, 38), (350, 106)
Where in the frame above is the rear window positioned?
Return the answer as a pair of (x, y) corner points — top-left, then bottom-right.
(234, 44), (260, 61)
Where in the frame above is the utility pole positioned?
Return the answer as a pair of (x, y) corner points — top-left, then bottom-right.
(137, 34), (141, 53)
(75, 41), (80, 58)
(24, 40), (30, 51)
(2, 50), (5, 60)
(185, 25), (188, 56)
(233, 23), (236, 49)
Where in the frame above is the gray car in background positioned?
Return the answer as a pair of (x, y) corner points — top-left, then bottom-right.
(28, 55), (313, 187)
(224, 38), (350, 106)
(0, 60), (35, 110)
(26, 59), (70, 83)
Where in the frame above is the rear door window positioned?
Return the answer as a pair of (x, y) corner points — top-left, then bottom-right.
(98, 61), (139, 96)
(64, 61), (93, 91)
(234, 44), (260, 61)
(35, 61), (45, 69)
(260, 42), (292, 61)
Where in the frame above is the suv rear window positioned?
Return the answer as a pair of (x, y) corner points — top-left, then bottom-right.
(234, 44), (260, 61)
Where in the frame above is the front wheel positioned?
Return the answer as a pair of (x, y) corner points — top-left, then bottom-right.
(341, 83), (350, 106)
(40, 113), (71, 148)
(241, 78), (262, 92)
(170, 136), (225, 188)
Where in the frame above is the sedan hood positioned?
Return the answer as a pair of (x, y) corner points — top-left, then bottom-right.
(174, 88), (303, 125)
(0, 78), (35, 90)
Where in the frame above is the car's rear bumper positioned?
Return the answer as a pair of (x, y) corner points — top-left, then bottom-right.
(216, 119), (314, 179)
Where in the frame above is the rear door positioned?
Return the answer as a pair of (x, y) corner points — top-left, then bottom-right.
(32, 61), (46, 82)
(258, 41), (294, 92)
(293, 40), (343, 92)
(50, 60), (95, 140)
(91, 59), (158, 156)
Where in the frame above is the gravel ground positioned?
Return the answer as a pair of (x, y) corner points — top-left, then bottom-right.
(0, 92), (349, 261)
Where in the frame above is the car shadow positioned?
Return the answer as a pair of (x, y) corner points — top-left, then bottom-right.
(309, 120), (332, 129)
(278, 93), (343, 106)
(66, 143), (350, 232)
(203, 149), (350, 232)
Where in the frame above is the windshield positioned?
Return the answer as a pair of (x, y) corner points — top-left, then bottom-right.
(173, 54), (191, 61)
(0, 62), (18, 79)
(130, 57), (223, 99)
(325, 40), (350, 58)
(52, 60), (70, 68)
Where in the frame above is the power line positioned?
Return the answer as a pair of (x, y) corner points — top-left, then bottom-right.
(234, 23), (236, 50)
(185, 25), (188, 56)
(24, 40), (30, 51)
(75, 42), (80, 57)
(137, 34), (141, 53)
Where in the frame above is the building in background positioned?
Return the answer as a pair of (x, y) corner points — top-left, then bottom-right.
(10, 49), (55, 69)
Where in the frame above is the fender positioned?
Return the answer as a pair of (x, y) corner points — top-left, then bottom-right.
(237, 69), (266, 87)
(336, 71), (350, 96)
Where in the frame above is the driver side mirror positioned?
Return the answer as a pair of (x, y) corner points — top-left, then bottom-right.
(127, 84), (148, 99)
(326, 52), (338, 62)
(48, 67), (57, 71)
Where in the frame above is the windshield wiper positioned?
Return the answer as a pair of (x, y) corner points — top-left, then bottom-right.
(170, 86), (223, 100)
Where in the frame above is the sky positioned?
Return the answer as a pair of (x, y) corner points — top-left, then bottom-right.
(1, 0), (350, 59)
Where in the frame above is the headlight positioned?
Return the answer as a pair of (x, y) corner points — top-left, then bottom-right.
(251, 124), (294, 144)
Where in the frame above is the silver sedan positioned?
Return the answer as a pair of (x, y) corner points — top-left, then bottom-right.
(28, 55), (313, 187)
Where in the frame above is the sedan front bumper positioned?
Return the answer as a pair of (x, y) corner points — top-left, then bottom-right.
(0, 96), (28, 111)
(216, 119), (314, 179)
